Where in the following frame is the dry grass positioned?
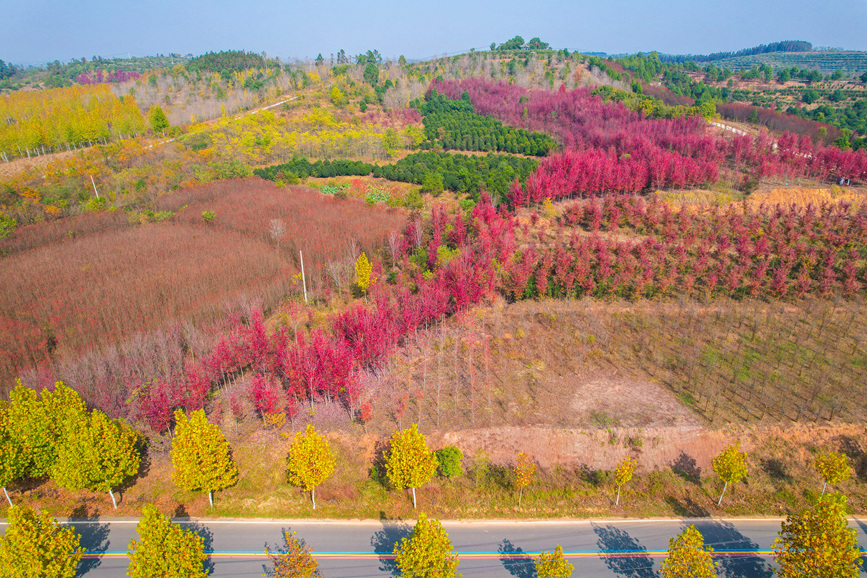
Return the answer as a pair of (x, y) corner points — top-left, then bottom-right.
(747, 186), (867, 209)
(6, 422), (867, 521)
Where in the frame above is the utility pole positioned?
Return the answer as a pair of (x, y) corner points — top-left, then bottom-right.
(300, 250), (308, 304)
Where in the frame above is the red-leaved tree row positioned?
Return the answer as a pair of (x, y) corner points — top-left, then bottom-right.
(502, 195), (867, 301)
(21, 198), (513, 432)
(19, 189), (867, 431)
(76, 70), (141, 85)
(428, 79), (867, 204)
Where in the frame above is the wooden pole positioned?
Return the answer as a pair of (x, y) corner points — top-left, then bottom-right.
(300, 250), (308, 304)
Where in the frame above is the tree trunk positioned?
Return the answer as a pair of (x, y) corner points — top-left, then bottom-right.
(822, 481), (827, 495)
(109, 488), (117, 509)
(519, 487), (523, 508)
(209, 490), (214, 508)
(616, 485), (621, 507)
(312, 487), (316, 510)
(412, 487), (417, 509)
(718, 481), (728, 506)
(2, 486), (11, 507)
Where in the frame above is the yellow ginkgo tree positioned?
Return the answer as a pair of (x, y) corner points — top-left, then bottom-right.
(774, 494), (862, 578)
(171, 409), (238, 508)
(712, 443), (748, 506)
(51, 409), (140, 509)
(355, 252), (374, 294)
(513, 452), (536, 508)
(614, 456), (637, 507)
(814, 451), (851, 495)
(386, 424), (437, 509)
(286, 424), (336, 510)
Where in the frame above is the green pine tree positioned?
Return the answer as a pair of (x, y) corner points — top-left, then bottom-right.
(148, 105), (170, 133)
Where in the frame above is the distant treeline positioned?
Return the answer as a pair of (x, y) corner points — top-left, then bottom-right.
(659, 41), (813, 64)
(186, 50), (271, 74)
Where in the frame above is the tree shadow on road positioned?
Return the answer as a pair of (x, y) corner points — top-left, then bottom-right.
(69, 503), (110, 575)
(498, 538), (535, 578)
(370, 512), (412, 576)
(692, 520), (773, 578)
(592, 523), (655, 578)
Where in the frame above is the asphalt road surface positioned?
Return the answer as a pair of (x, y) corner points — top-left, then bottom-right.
(6, 516), (867, 576)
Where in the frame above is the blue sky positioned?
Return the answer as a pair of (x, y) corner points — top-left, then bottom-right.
(3, 0), (866, 65)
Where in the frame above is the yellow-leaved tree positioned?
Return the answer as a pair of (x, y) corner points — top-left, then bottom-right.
(6, 382), (86, 479)
(614, 456), (637, 507)
(127, 504), (207, 578)
(773, 494), (862, 578)
(171, 409), (238, 507)
(0, 402), (27, 507)
(513, 452), (536, 507)
(814, 451), (852, 495)
(535, 545), (574, 578)
(659, 525), (715, 578)
(386, 424), (437, 509)
(286, 424), (336, 510)
(393, 512), (460, 578)
(51, 409), (140, 509)
(712, 443), (748, 506)
(265, 530), (319, 578)
(0, 505), (83, 577)
(355, 252), (374, 294)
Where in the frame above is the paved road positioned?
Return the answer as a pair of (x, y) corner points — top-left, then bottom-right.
(5, 517), (867, 576)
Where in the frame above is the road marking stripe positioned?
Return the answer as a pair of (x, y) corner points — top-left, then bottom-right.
(84, 549), (776, 558)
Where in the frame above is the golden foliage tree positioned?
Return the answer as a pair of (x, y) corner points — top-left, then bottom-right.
(614, 456), (637, 507)
(386, 424), (438, 509)
(0, 505), (83, 577)
(51, 409), (140, 509)
(265, 530), (319, 578)
(659, 525), (715, 578)
(286, 424), (336, 509)
(393, 512), (460, 578)
(0, 402), (27, 507)
(355, 252), (374, 294)
(171, 409), (238, 507)
(513, 452), (536, 507)
(814, 451), (852, 495)
(535, 545), (574, 578)
(773, 494), (862, 578)
(712, 443), (748, 506)
(127, 504), (207, 578)
(6, 382), (86, 479)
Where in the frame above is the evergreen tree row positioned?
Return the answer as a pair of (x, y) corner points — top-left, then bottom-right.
(254, 151), (539, 201)
(412, 90), (556, 156)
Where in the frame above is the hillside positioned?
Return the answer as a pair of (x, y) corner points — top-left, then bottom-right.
(708, 51), (867, 76)
(3, 46), (867, 531)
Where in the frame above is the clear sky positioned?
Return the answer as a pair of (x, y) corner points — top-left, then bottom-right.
(3, 0), (866, 66)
